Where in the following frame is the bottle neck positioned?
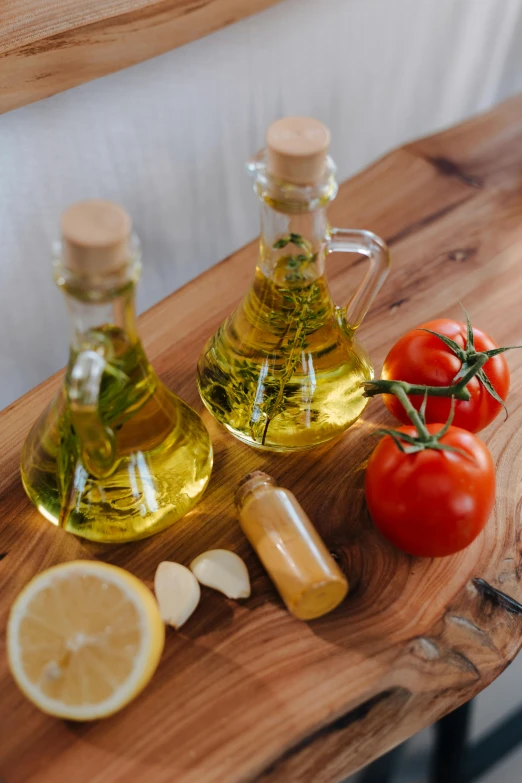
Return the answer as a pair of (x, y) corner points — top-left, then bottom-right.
(259, 201), (329, 284)
(248, 151), (338, 286)
(235, 471), (277, 512)
(63, 284), (138, 353)
(53, 235), (142, 355)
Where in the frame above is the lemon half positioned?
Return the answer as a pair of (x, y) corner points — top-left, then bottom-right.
(7, 560), (165, 720)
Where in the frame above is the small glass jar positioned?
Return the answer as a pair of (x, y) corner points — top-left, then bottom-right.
(235, 471), (348, 620)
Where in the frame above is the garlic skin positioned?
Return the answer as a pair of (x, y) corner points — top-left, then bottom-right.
(154, 562), (201, 629)
(190, 550), (251, 599)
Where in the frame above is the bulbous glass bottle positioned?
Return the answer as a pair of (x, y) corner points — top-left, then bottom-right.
(198, 118), (390, 451)
(21, 200), (213, 542)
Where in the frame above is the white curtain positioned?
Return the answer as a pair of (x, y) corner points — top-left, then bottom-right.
(1, 0), (522, 408)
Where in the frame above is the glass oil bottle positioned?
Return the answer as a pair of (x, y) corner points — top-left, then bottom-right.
(21, 200), (213, 543)
(198, 117), (390, 451)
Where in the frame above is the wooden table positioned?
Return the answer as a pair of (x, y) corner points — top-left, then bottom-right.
(0, 0), (284, 113)
(1, 96), (522, 783)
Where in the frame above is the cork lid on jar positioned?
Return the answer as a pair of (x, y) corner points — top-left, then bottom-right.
(266, 117), (331, 185)
(60, 200), (132, 276)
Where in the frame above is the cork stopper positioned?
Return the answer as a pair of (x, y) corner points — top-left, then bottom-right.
(266, 117), (331, 185)
(60, 200), (132, 276)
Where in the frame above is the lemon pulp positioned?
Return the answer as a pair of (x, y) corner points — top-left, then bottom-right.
(7, 560), (165, 720)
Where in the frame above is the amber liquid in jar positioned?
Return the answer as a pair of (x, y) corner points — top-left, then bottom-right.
(235, 472), (348, 620)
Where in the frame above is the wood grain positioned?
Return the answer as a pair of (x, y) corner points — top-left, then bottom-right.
(1, 95), (522, 782)
(0, 0), (284, 114)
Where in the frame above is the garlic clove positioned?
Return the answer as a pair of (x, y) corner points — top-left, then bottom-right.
(190, 549), (251, 599)
(154, 561), (200, 629)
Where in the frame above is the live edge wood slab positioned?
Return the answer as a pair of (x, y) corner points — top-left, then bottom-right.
(1, 96), (522, 783)
(0, 0), (284, 114)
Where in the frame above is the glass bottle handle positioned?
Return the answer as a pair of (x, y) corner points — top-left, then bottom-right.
(67, 348), (117, 478)
(328, 228), (390, 331)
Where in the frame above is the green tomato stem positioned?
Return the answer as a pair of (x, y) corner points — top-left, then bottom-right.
(388, 383), (432, 440)
(364, 379), (472, 400)
(364, 354), (490, 403)
(453, 352), (489, 388)
(363, 355), (492, 444)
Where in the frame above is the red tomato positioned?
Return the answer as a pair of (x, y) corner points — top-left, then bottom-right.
(365, 423), (496, 557)
(381, 319), (510, 432)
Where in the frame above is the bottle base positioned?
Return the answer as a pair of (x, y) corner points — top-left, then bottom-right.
(21, 467), (213, 544)
(21, 393), (214, 544)
(218, 414), (365, 453)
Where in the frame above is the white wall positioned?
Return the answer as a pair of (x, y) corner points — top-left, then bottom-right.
(1, 0), (522, 408)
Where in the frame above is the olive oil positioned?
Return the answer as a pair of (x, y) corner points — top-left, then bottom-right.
(22, 327), (212, 542)
(21, 201), (212, 542)
(197, 117), (389, 452)
(198, 252), (373, 451)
